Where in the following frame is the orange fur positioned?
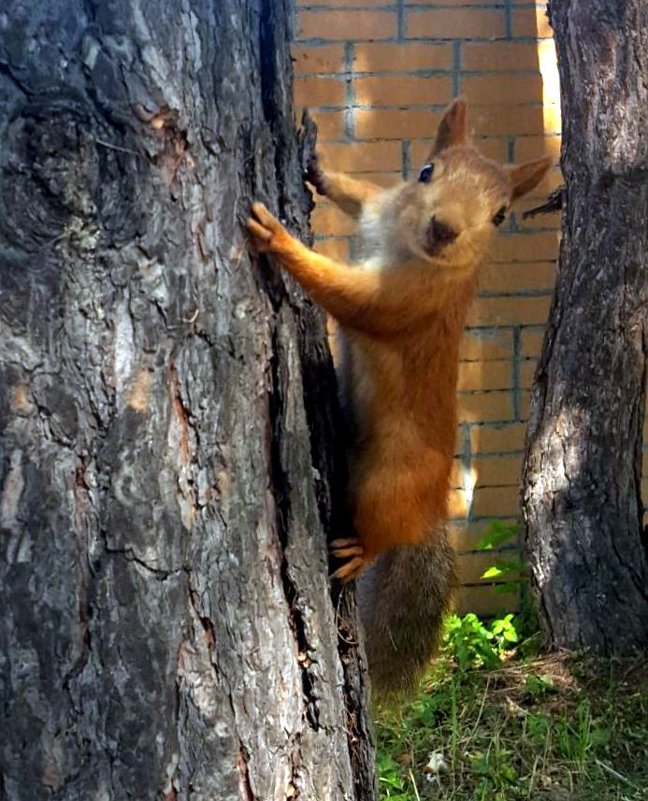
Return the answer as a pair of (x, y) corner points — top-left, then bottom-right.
(318, 172), (381, 218)
(247, 98), (551, 581)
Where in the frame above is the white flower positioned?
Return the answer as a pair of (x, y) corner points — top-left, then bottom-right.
(423, 751), (447, 783)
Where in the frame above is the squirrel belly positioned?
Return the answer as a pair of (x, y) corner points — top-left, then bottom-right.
(335, 292), (463, 697)
(336, 317), (463, 558)
(247, 97), (552, 697)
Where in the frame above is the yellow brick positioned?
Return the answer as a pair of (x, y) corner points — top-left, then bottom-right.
(472, 455), (522, 487)
(318, 140), (402, 173)
(313, 237), (349, 261)
(475, 137), (512, 162)
(311, 202), (356, 237)
(456, 425), (467, 457)
(294, 77), (346, 108)
(450, 458), (466, 489)
(410, 137), (509, 167)
(298, 10), (397, 41)
(448, 488), (470, 518)
(453, 584), (519, 617)
(526, 166), (564, 199)
(410, 139), (436, 167)
(492, 232), (560, 262)
(304, 110), (345, 141)
(512, 6), (553, 38)
(520, 359), (538, 390)
(458, 391), (514, 423)
(450, 519), (520, 552)
(462, 41), (553, 72)
(354, 108), (440, 140)
(293, 44), (345, 75)
(541, 103), (562, 136)
(352, 42), (453, 73)
(514, 135), (562, 162)
(479, 262), (556, 294)
(462, 74), (545, 106)
(406, 9), (505, 39)
(458, 361), (512, 392)
(448, 523), (472, 548)
(520, 327), (546, 359)
(354, 75), (452, 106)
(519, 390), (532, 421)
(471, 105), (556, 136)
(470, 422), (527, 454)
(460, 328), (513, 361)
(473, 485), (520, 517)
(468, 296), (552, 327)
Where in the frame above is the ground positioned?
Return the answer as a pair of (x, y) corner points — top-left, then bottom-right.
(376, 647), (648, 800)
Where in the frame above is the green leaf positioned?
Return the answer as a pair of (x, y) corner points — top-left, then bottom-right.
(481, 565), (504, 579)
(475, 520), (520, 551)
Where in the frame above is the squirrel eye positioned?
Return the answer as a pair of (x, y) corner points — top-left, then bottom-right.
(492, 206), (507, 227)
(418, 163), (434, 184)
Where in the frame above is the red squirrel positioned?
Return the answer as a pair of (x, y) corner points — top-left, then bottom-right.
(248, 99), (551, 693)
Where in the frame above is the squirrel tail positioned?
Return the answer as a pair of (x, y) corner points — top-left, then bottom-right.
(357, 528), (456, 699)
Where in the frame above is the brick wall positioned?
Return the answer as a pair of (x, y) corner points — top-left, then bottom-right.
(293, 1), (562, 615)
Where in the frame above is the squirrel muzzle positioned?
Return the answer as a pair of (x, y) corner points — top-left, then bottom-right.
(425, 215), (458, 256)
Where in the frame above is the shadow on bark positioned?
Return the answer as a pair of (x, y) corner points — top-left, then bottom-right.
(0, 2), (376, 799)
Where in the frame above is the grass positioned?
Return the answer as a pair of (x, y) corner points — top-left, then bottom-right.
(375, 635), (648, 800)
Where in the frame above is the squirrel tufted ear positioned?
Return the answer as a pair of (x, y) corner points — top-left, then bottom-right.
(430, 97), (468, 157)
(506, 156), (553, 202)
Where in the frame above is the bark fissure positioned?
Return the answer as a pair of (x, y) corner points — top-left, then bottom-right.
(267, 319), (321, 731)
(523, 0), (648, 653)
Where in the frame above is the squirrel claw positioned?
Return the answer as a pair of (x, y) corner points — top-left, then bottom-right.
(330, 537), (364, 557)
(246, 202), (287, 254)
(305, 152), (327, 196)
(330, 538), (367, 582)
(330, 556), (366, 582)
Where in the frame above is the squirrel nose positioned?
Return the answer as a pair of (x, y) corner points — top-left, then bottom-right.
(429, 216), (458, 244)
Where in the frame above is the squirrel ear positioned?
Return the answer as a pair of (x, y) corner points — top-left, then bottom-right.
(430, 97), (468, 157)
(506, 156), (553, 202)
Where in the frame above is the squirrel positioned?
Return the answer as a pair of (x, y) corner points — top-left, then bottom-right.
(247, 98), (551, 696)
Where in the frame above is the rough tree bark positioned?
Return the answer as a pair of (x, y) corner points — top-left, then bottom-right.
(522, 1), (648, 652)
(0, 2), (376, 799)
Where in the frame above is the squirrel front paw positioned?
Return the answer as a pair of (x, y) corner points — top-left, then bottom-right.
(246, 202), (292, 255)
(330, 537), (369, 582)
(305, 152), (327, 196)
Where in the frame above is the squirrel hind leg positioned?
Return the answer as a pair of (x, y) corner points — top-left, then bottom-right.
(329, 537), (368, 582)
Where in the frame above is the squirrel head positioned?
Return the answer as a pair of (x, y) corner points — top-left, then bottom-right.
(396, 98), (552, 269)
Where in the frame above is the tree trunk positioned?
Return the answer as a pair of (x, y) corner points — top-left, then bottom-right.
(0, 2), (376, 799)
(522, 0), (648, 652)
